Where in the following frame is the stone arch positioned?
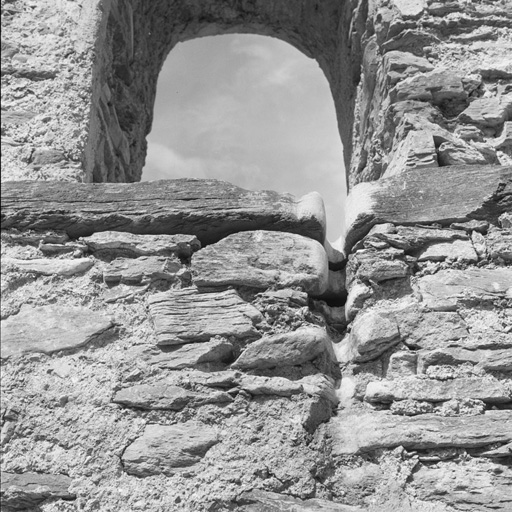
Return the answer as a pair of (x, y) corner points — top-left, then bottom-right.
(84, 0), (362, 184)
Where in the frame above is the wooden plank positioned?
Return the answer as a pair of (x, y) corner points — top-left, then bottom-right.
(344, 165), (512, 252)
(0, 178), (326, 245)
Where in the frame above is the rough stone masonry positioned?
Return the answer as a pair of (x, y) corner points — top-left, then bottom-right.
(1, 0), (511, 511)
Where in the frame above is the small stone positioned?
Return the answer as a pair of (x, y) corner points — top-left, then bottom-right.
(1, 305), (113, 359)
(103, 256), (181, 284)
(450, 220), (489, 233)
(383, 130), (437, 177)
(112, 382), (232, 410)
(437, 142), (492, 166)
(239, 375), (303, 397)
(82, 231), (201, 258)
(356, 258), (410, 282)
(0, 472), (75, 510)
(148, 288), (262, 346)
(486, 229), (512, 261)
(149, 340), (234, 370)
(1, 257), (93, 276)
(231, 326), (330, 370)
(31, 148), (66, 167)
(390, 400), (434, 416)
(122, 422), (219, 477)
(458, 95), (512, 129)
(345, 280), (373, 322)
(192, 230), (329, 296)
(412, 461), (512, 511)
(417, 239), (478, 263)
(387, 351), (417, 378)
(437, 398), (486, 417)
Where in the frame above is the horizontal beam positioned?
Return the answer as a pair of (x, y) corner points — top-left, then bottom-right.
(1, 178), (326, 245)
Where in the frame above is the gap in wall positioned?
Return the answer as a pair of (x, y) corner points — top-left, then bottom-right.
(142, 34), (346, 242)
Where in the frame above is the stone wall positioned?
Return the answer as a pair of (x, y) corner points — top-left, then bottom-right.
(1, 0), (512, 511)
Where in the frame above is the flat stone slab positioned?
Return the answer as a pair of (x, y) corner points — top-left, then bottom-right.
(415, 268), (512, 311)
(418, 347), (512, 373)
(148, 340), (233, 370)
(239, 375), (304, 397)
(0, 472), (75, 510)
(1, 179), (326, 245)
(365, 377), (511, 404)
(1, 257), (93, 276)
(148, 288), (262, 346)
(122, 422), (219, 477)
(329, 410), (512, 455)
(192, 231), (329, 296)
(113, 382), (232, 410)
(1, 305), (113, 359)
(82, 231), (201, 258)
(232, 326), (330, 370)
(417, 239), (478, 262)
(103, 256), (182, 284)
(344, 164), (511, 252)
(412, 461), (512, 512)
(237, 490), (365, 511)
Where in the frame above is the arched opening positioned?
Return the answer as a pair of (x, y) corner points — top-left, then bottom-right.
(142, 34), (346, 241)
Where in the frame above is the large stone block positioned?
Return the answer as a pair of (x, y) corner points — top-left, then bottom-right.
(192, 231), (329, 296)
(365, 377), (511, 404)
(344, 165), (512, 252)
(412, 462), (512, 512)
(231, 326), (330, 370)
(1, 305), (113, 359)
(82, 231), (201, 258)
(329, 410), (512, 456)
(0, 472), (75, 510)
(122, 422), (219, 477)
(415, 268), (512, 311)
(148, 288), (262, 346)
(0, 180), (326, 245)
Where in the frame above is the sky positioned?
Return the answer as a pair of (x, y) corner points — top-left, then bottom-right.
(142, 34), (346, 241)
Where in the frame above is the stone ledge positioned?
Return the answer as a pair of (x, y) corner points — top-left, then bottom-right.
(344, 165), (512, 253)
(0, 179), (326, 245)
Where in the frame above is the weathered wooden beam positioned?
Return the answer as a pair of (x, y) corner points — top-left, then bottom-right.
(0, 179), (326, 245)
(344, 165), (512, 253)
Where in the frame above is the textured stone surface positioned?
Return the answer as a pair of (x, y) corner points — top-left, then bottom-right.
(1, 257), (93, 276)
(0, 181), (326, 244)
(148, 288), (262, 346)
(103, 256), (182, 284)
(338, 309), (400, 363)
(0, 472), (75, 510)
(417, 239), (478, 262)
(192, 231), (329, 296)
(232, 326), (330, 370)
(122, 422), (219, 477)
(344, 165), (512, 252)
(1, 305), (113, 359)
(415, 268), (512, 311)
(458, 95), (512, 129)
(148, 340), (234, 370)
(329, 410), (512, 456)
(82, 231), (201, 258)
(418, 348), (512, 373)
(113, 382), (232, 410)
(412, 462), (512, 512)
(237, 490), (365, 511)
(365, 377), (511, 404)
(239, 376), (304, 397)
